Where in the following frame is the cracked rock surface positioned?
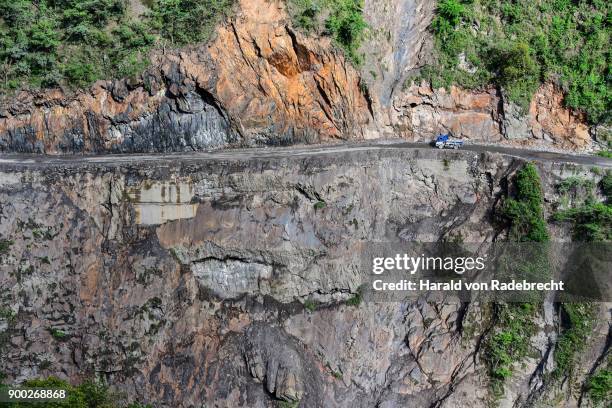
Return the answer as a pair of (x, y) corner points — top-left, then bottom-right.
(0, 0), (372, 154)
(0, 0), (598, 154)
(0, 149), (608, 407)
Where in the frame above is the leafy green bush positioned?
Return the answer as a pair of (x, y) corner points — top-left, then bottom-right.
(148, 0), (233, 45)
(558, 176), (596, 196)
(303, 299), (317, 312)
(288, 0), (367, 65)
(552, 303), (595, 379)
(345, 286), (362, 306)
(554, 202), (611, 241)
(313, 200), (327, 210)
(6, 377), (151, 407)
(0, 239), (13, 254)
(554, 172), (612, 241)
(587, 369), (612, 406)
(277, 400), (300, 408)
(62, 52), (101, 88)
(49, 328), (68, 340)
(483, 163), (549, 394)
(425, 0), (611, 123)
(290, 0), (321, 32)
(495, 42), (540, 109)
(484, 303), (536, 392)
(324, 0), (367, 64)
(436, 0), (464, 28)
(502, 163), (549, 242)
(0, 0), (233, 90)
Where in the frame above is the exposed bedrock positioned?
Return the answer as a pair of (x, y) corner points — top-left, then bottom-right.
(361, 0), (597, 151)
(384, 82), (593, 151)
(0, 149), (608, 406)
(0, 0), (372, 154)
(0, 0), (598, 154)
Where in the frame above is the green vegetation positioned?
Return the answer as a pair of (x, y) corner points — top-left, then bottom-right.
(0, 239), (13, 254)
(587, 367), (612, 407)
(0, 0), (234, 90)
(288, 0), (367, 65)
(0, 308), (16, 322)
(277, 400), (300, 408)
(485, 303), (536, 384)
(554, 172), (612, 241)
(552, 303), (596, 380)
(0, 308), (16, 356)
(1, 376), (151, 407)
(48, 328), (68, 340)
(424, 0), (611, 122)
(557, 176), (596, 197)
(555, 202), (611, 240)
(551, 172), (608, 383)
(602, 172), (612, 198)
(313, 200), (327, 211)
(38, 360), (52, 370)
(492, 165), (605, 389)
(147, 0), (233, 45)
(502, 163), (549, 242)
(303, 299), (317, 312)
(597, 151), (612, 159)
(345, 287), (362, 306)
(484, 163), (549, 395)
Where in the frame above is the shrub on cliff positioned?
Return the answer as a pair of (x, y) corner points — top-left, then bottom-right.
(288, 0), (367, 65)
(587, 368), (612, 407)
(324, 0), (367, 64)
(484, 163), (549, 395)
(554, 202), (612, 241)
(426, 0), (611, 124)
(147, 0), (233, 45)
(495, 42), (540, 109)
(554, 171), (612, 241)
(552, 303), (596, 380)
(0, 0), (232, 91)
(502, 163), (549, 242)
(551, 171), (609, 382)
(601, 172), (612, 202)
(5, 376), (151, 407)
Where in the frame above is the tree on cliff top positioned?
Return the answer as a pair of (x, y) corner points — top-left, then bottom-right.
(0, 0), (233, 91)
(426, 0), (611, 124)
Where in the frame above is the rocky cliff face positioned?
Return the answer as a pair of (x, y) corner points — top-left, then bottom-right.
(361, 0), (436, 104)
(384, 82), (592, 150)
(360, 1), (595, 151)
(0, 0), (372, 154)
(0, 0), (598, 154)
(0, 149), (608, 407)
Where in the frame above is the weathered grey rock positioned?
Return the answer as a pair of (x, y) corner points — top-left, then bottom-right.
(362, 0), (435, 104)
(192, 259), (273, 299)
(501, 93), (533, 140)
(0, 0), (372, 154)
(0, 149), (608, 407)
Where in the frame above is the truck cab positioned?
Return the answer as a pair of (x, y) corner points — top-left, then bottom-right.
(435, 133), (463, 149)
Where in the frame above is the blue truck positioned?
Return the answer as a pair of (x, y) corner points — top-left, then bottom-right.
(435, 134), (464, 149)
